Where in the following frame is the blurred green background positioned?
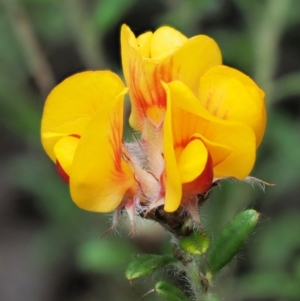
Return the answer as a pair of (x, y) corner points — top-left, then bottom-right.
(0, 0), (300, 300)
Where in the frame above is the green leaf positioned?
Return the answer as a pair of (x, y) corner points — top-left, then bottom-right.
(155, 281), (191, 301)
(207, 209), (259, 273)
(179, 230), (210, 255)
(125, 254), (179, 280)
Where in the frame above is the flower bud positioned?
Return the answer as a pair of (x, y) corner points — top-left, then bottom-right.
(179, 231), (210, 255)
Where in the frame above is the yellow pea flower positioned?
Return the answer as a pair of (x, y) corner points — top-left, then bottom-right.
(41, 25), (266, 227)
(41, 71), (137, 213)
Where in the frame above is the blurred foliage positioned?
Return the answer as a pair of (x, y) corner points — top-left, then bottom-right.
(0, 0), (299, 301)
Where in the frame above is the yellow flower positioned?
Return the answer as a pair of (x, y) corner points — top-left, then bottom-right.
(41, 25), (266, 225)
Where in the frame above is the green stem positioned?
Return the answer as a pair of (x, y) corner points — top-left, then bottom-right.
(186, 259), (204, 300)
(183, 258), (217, 301)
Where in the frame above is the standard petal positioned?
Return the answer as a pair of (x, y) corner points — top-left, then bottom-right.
(41, 71), (125, 162)
(136, 27), (187, 59)
(136, 31), (153, 57)
(70, 92), (136, 213)
(150, 26), (187, 59)
(121, 25), (167, 128)
(198, 65), (266, 146)
(161, 34), (222, 96)
(121, 25), (222, 129)
(162, 84), (182, 212)
(165, 81), (257, 179)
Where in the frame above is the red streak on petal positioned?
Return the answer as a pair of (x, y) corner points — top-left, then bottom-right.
(153, 65), (167, 107)
(56, 160), (69, 184)
(129, 59), (169, 121)
(159, 175), (166, 198)
(129, 61), (147, 117)
(70, 133), (81, 139)
(109, 114), (124, 174)
(160, 56), (174, 83)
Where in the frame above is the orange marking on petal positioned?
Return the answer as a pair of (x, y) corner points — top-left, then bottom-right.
(129, 62), (147, 114)
(153, 65), (167, 107)
(70, 133), (81, 139)
(165, 55), (178, 82)
(129, 60), (168, 126)
(108, 113), (127, 177)
(69, 91), (136, 213)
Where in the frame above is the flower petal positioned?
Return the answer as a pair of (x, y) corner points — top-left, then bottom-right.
(198, 65), (266, 146)
(161, 34), (222, 96)
(150, 26), (187, 59)
(182, 152), (213, 195)
(164, 81), (257, 179)
(70, 91), (136, 213)
(121, 25), (166, 128)
(41, 71), (125, 162)
(54, 135), (80, 176)
(177, 139), (208, 184)
(192, 133), (232, 167)
(162, 84), (182, 212)
(165, 83), (232, 167)
(121, 25), (222, 129)
(136, 31), (153, 57)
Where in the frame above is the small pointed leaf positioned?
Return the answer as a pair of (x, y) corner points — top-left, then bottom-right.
(125, 254), (179, 280)
(155, 281), (191, 301)
(207, 209), (259, 273)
